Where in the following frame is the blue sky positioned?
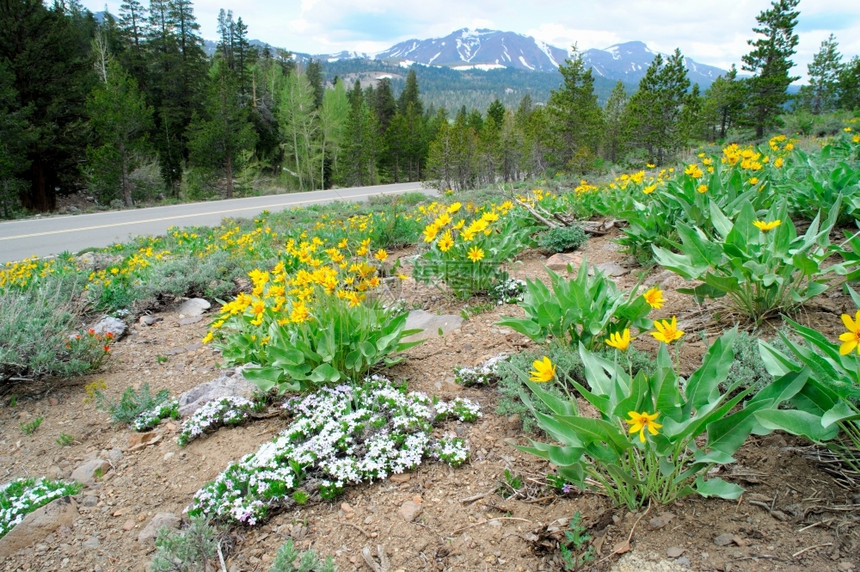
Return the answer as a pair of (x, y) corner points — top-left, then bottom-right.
(82, 0), (860, 82)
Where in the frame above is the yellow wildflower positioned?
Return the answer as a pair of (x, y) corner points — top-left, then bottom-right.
(753, 219), (781, 232)
(625, 411), (662, 443)
(697, 184), (708, 194)
(643, 287), (665, 310)
(467, 246), (485, 263)
(651, 316), (684, 344)
(839, 311), (860, 355)
(529, 356), (556, 382)
(605, 329), (631, 351)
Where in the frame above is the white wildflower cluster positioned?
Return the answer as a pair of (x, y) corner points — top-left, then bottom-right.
(431, 435), (470, 465)
(434, 397), (482, 422)
(453, 353), (509, 387)
(1, 477), (82, 539)
(490, 277), (526, 304)
(131, 399), (180, 432)
(177, 396), (255, 446)
(187, 376), (479, 526)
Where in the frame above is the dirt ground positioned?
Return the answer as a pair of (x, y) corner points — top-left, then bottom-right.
(1, 228), (859, 572)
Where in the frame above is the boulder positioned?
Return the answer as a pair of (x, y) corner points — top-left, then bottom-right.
(177, 368), (259, 417)
(0, 496), (78, 559)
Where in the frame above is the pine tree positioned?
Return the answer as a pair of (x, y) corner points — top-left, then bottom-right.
(623, 49), (690, 165)
(546, 47), (603, 173)
(187, 59), (257, 198)
(344, 81), (380, 186)
(837, 56), (860, 111)
(741, 0), (800, 138)
(0, 0), (96, 211)
(86, 59), (154, 206)
(305, 59), (324, 109)
(799, 34), (843, 114)
(0, 61), (34, 218)
(701, 66), (745, 141)
(601, 81), (628, 163)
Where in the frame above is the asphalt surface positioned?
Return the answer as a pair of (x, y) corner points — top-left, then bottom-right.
(0, 183), (430, 264)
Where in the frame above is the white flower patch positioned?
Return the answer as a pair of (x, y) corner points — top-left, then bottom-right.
(1, 478), (81, 539)
(187, 376), (480, 526)
(177, 396), (255, 446)
(454, 353), (509, 387)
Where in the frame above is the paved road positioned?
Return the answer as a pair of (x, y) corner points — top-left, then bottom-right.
(0, 183), (430, 264)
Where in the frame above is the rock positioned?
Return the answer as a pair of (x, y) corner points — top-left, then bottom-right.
(649, 512), (674, 529)
(138, 513), (181, 544)
(838, 562), (856, 571)
(178, 316), (202, 326)
(92, 317), (127, 340)
(70, 458), (111, 485)
(127, 432), (160, 450)
(122, 519), (136, 531)
(596, 261), (627, 277)
(402, 310), (463, 342)
(399, 500), (422, 522)
(666, 546), (685, 558)
(545, 252), (583, 272)
(0, 497), (78, 559)
(177, 368), (260, 417)
(389, 473), (411, 484)
(82, 535), (100, 549)
(178, 298), (211, 317)
(81, 496), (99, 508)
(107, 448), (124, 465)
(713, 532), (734, 546)
(139, 315), (161, 326)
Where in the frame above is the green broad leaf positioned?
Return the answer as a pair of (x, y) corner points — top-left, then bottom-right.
(496, 317), (542, 339)
(677, 282), (726, 304)
(344, 349), (362, 372)
(268, 345), (305, 367)
(792, 252), (820, 275)
(533, 411), (586, 448)
(677, 223), (723, 266)
(358, 340), (376, 359)
(524, 380), (579, 417)
(553, 415), (631, 453)
(394, 338), (424, 352)
(701, 273), (740, 297)
(652, 247), (704, 279)
(547, 444), (586, 467)
(754, 409), (840, 442)
(709, 200), (734, 238)
(757, 339), (798, 377)
(693, 449), (736, 465)
(821, 401), (860, 427)
(241, 366), (281, 392)
(308, 363), (342, 383)
(557, 464), (587, 487)
(694, 476), (744, 499)
(685, 328), (737, 412)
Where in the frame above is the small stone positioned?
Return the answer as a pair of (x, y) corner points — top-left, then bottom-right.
(838, 562), (856, 571)
(81, 496), (99, 508)
(138, 513), (181, 544)
(178, 298), (211, 317)
(714, 533), (734, 546)
(92, 317), (127, 340)
(127, 432), (160, 451)
(389, 474), (411, 484)
(650, 512), (674, 529)
(82, 535), (100, 549)
(340, 503), (354, 516)
(399, 500), (422, 522)
(667, 546), (685, 558)
(596, 261), (627, 277)
(70, 458), (111, 485)
(122, 520), (136, 531)
(139, 315), (161, 326)
(545, 252), (582, 272)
